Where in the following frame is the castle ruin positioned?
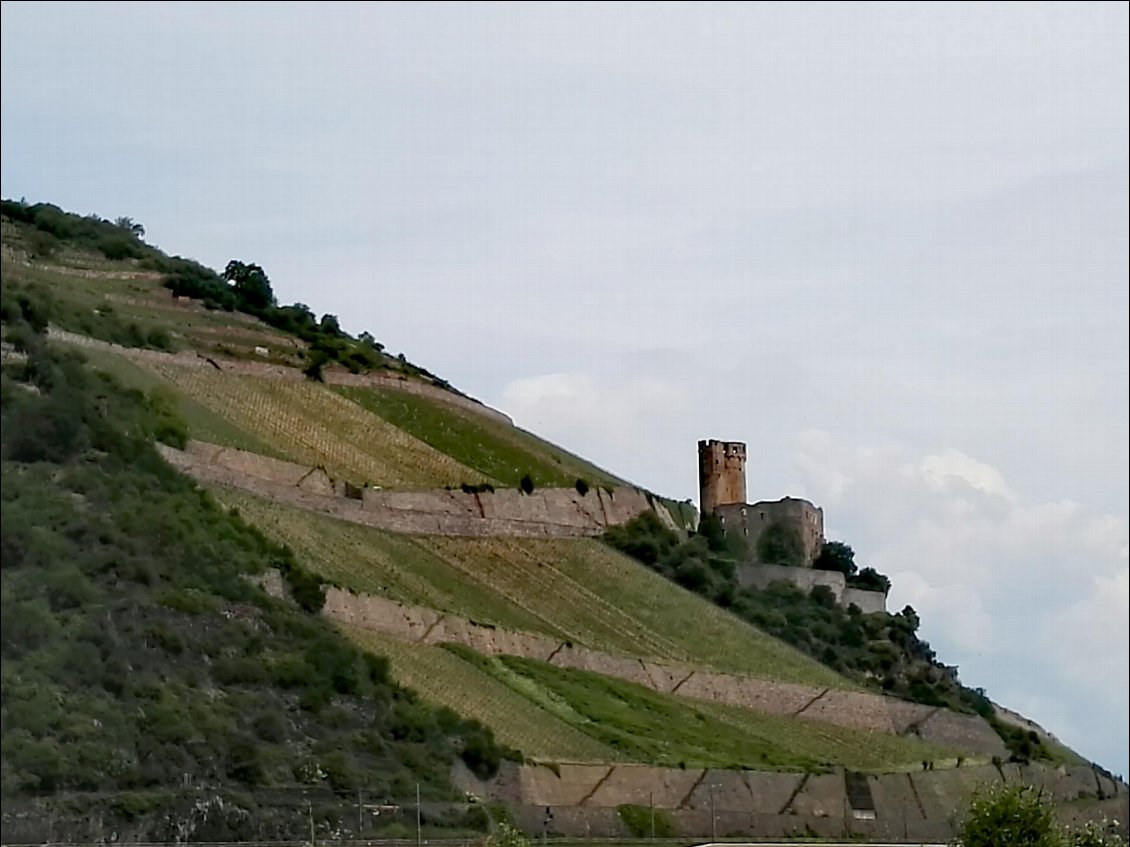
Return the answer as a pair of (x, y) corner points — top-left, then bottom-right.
(697, 438), (824, 565)
(697, 439), (884, 612)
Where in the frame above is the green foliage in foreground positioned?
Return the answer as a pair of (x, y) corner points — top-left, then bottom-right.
(602, 512), (1058, 763)
(957, 783), (1126, 847)
(0, 323), (515, 806)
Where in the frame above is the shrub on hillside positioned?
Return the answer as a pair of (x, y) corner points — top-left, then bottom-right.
(617, 803), (676, 838)
(0, 312), (515, 806)
(519, 474), (534, 495)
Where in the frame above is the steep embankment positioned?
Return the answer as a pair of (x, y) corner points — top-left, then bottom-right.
(0, 332), (515, 842)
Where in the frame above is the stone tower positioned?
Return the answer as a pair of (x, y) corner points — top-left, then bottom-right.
(698, 439), (747, 515)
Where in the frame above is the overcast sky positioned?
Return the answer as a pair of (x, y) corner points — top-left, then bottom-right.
(3, 1), (1127, 776)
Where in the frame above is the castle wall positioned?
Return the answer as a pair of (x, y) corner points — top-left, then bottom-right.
(843, 586), (887, 614)
(715, 497), (825, 565)
(736, 563), (887, 613)
(697, 439), (747, 515)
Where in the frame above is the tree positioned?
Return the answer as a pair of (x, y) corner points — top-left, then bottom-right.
(755, 521), (805, 567)
(957, 784), (1061, 847)
(113, 216), (145, 238)
(222, 260), (275, 311)
(813, 540), (857, 575)
(695, 513), (728, 552)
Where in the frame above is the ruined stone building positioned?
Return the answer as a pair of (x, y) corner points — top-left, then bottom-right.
(698, 439), (825, 565)
(697, 438), (886, 612)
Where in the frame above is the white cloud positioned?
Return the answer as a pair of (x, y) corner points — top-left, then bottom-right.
(791, 430), (1128, 771)
(908, 448), (1018, 503)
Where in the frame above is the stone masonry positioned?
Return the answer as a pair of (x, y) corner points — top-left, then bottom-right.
(454, 759), (1126, 842)
(158, 440), (679, 538)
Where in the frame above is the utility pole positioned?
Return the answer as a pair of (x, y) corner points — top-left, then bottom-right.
(649, 792), (655, 839)
(709, 783), (716, 842)
(357, 787), (363, 836)
(308, 801), (315, 847)
(416, 782), (422, 847)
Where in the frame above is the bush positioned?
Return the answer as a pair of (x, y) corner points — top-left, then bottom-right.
(519, 474), (534, 495)
(755, 520), (805, 566)
(957, 784), (1061, 847)
(1068, 821), (1127, 847)
(574, 478), (590, 495)
(484, 822), (530, 847)
(617, 803), (676, 838)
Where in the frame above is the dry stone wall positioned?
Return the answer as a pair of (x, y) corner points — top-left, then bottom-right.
(456, 760), (1124, 842)
(323, 588), (1004, 755)
(158, 440), (674, 537)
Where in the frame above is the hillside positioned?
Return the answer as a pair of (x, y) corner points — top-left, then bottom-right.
(1, 203), (1123, 843)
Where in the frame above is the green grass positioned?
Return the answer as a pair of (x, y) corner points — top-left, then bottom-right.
(220, 491), (852, 688)
(335, 386), (622, 489)
(219, 490), (559, 634)
(660, 498), (698, 532)
(447, 649), (957, 772)
(341, 627), (617, 762)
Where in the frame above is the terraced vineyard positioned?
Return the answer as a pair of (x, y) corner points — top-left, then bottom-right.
(77, 346), (290, 458)
(138, 360), (490, 488)
(222, 489), (560, 634)
(335, 385), (622, 489)
(435, 649), (956, 772)
(220, 490), (851, 688)
(341, 626), (618, 763)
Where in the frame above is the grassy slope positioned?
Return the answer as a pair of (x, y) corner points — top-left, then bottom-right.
(335, 386), (622, 489)
(342, 627), (618, 763)
(221, 489), (853, 688)
(337, 631), (952, 772)
(0, 338), (511, 825)
(445, 649), (956, 772)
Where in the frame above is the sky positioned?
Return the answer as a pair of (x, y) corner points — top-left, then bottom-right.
(2, 1), (1127, 776)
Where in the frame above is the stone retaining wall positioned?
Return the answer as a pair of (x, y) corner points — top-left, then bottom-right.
(458, 760), (1124, 842)
(158, 440), (674, 537)
(324, 588), (1005, 756)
